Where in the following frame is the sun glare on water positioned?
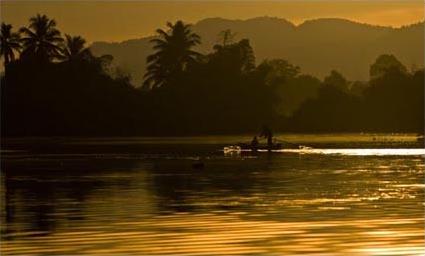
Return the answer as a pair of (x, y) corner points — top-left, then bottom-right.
(280, 148), (425, 156)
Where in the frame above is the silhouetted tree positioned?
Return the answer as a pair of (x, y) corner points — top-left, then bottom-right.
(324, 70), (350, 92)
(256, 59), (322, 117)
(59, 34), (91, 62)
(217, 29), (237, 46)
(370, 54), (407, 80)
(144, 21), (201, 89)
(0, 23), (21, 66)
(363, 64), (423, 132)
(258, 59), (300, 86)
(2, 14), (423, 136)
(290, 83), (361, 132)
(280, 75), (321, 117)
(19, 14), (63, 62)
(349, 81), (368, 96)
(210, 39), (255, 75)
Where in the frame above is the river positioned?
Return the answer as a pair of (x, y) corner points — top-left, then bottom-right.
(1, 134), (424, 255)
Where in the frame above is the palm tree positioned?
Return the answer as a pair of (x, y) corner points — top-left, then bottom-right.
(144, 20), (201, 89)
(19, 14), (63, 62)
(59, 34), (91, 62)
(0, 23), (21, 66)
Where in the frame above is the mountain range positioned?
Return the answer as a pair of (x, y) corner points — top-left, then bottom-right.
(90, 17), (424, 85)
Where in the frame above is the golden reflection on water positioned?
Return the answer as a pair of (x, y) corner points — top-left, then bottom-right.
(2, 214), (424, 255)
(276, 148), (424, 156)
(1, 136), (424, 255)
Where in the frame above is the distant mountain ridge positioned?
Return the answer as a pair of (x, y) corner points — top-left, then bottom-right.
(90, 17), (424, 85)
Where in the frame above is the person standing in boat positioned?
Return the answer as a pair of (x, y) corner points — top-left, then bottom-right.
(259, 125), (273, 149)
(251, 136), (259, 151)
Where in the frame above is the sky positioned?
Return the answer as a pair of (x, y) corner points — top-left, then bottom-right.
(1, 1), (424, 42)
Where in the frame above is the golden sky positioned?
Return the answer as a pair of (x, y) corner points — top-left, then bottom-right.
(1, 1), (424, 42)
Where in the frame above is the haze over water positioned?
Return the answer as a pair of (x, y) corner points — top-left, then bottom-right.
(1, 134), (424, 255)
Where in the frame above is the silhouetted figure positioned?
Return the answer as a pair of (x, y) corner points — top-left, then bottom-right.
(251, 136), (259, 151)
(260, 125), (273, 149)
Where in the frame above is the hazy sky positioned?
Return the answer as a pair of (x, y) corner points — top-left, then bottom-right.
(1, 1), (424, 42)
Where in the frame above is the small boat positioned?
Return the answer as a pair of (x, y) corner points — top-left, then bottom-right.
(224, 141), (310, 153)
(238, 141), (306, 150)
(237, 143), (283, 151)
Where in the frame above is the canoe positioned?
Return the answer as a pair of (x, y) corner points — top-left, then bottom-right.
(224, 142), (311, 153)
(237, 143), (283, 151)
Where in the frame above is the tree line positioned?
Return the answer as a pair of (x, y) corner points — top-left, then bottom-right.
(1, 15), (423, 136)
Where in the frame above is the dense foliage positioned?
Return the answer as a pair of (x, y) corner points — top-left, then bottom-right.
(1, 15), (423, 136)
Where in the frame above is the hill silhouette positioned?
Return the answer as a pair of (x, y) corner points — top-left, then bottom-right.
(91, 17), (424, 85)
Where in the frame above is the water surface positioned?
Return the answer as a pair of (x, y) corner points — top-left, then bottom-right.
(1, 134), (424, 255)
